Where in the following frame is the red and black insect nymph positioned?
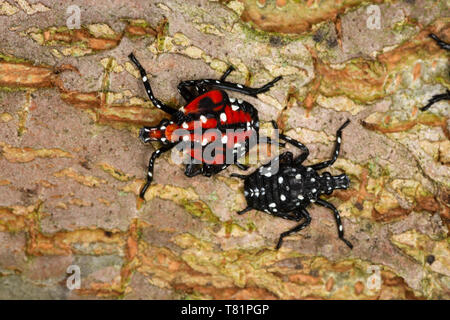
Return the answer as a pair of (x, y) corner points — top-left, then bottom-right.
(129, 53), (282, 199)
(232, 120), (353, 250)
(421, 33), (450, 111)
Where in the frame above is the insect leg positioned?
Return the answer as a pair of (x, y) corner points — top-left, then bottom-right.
(178, 76), (282, 98)
(421, 89), (450, 111)
(269, 120), (307, 163)
(220, 66), (235, 81)
(310, 119), (350, 170)
(177, 66), (236, 101)
(315, 198), (353, 249)
(429, 33), (450, 51)
(237, 206), (252, 215)
(263, 137), (285, 147)
(129, 53), (178, 116)
(140, 144), (174, 199)
(276, 209), (311, 250)
(184, 163), (203, 177)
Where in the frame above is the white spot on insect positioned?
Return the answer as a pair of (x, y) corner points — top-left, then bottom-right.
(220, 113), (227, 122)
(312, 188), (317, 193)
(144, 128), (150, 132)
(296, 174), (301, 179)
(161, 137), (167, 142)
(307, 167), (312, 172)
(229, 98), (236, 103)
(221, 135), (228, 144)
(200, 115), (207, 123)
(183, 135), (190, 141)
(182, 122), (188, 129)
(231, 105), (239, 111)
(236, 84), (243, 88)
(244, 191), (249, 196)
(328, 187), (332, 191)
(144, 138), (150, 142)
(339, 225), (343, 231)
(269, 203), (276, 208)
(265, 172), (272, 177)
(179, 107), (185, 113)
(280, 194), (286, 201)
(298, 195), (304, 200)
(148, 172), (152, 177)
(160, 126), (166, 130)
(338, 137), (341, 143)
(237, 99), (243, 104)
(278, 177), (283, 184)
(273, 209), (278, 212)
(327, 176), (331, 180)
(202, 138), (208, 146)
(310, 199), (315, 203)
(142, 76), (147, 82)
(311, 178), (315, 182)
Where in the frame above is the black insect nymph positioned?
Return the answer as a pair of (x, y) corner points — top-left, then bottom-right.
(232, 120), (353, 250)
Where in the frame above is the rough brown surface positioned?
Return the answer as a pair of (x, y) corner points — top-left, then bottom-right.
(0, 0), (449, 300)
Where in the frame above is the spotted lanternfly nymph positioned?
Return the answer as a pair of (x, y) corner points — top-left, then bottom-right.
(421, 33), (450, 111)
(232, 120), (353, 250)
(128, 53), (282, 199)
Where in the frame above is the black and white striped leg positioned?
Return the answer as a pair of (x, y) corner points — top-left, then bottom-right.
(129, 53), (178, 116)
(177, 66), (236, 102)
(280, 134), (310, 164)
(430, 33), (450, 51)
(140, 144), (174, 199)
(276, 209), (311, 250)
(177, 76), (282, 98)
(310, 119), (350, 171)
(421, 89), (450, 111)
(237, 206), (252, 215)
(316, 198), (353, 249)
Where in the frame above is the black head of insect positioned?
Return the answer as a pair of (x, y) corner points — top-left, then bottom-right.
(128, 53), (282, 199)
